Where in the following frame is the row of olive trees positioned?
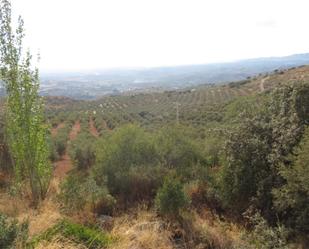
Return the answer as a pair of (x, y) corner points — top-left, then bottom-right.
(0, 0), (51, 204)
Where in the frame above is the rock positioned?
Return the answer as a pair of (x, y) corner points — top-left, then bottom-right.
(97, 215), (113, 229)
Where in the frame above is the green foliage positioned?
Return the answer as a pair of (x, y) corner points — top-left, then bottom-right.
(0, 213), (29, 249)
(59, 174), (86, 211)
(51, 124), (71, 160)
(204, 135), (224, 167)
(54, 134), (66, 157)
(273, 128), (309, 233)
(155, 125), (207, 179)
(219, 113), (272, 211)
(219, 82), (309, 217)
(0, 0), (51, 204)
(244, 211), (290, 249)
(29, 220), (112, 249)
(69, 132), (96, 170)
(59, 173), (115, 213)
(94, 125), (161, 204)
(155, 177), (190, 217)
(93, 124), (207, 206)
(0, 115), (12, 173)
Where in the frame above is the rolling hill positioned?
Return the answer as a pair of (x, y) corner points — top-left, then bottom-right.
(39, 53), (309, 99)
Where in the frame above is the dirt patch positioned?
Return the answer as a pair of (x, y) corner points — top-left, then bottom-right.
(89, 118), (99, 137)
(260, 76), (269, 93)
(53, 153), (72, 181)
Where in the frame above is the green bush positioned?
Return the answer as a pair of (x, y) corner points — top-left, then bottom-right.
(244, 211), (290, 249)
(54, 130), (68, 157)
(94, 125), (160, 204)
(219, 82), (309, 218)
(59, 174), (86, 211)
(155, 177), (190, 217)
(0, 117), (12, 173)
(0, 213), (29, 249)
(59, 174), (115, 213)
(273, 128), (309, 234)
(155, 125), (206, 179)
(29, 220), (112, 249)
(69, 132), (96, 170)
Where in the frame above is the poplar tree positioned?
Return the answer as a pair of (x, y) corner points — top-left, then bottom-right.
(0, 0), (51, 204)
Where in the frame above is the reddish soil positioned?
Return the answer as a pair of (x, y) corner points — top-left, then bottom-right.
(89, 118), (99, 137)
(69, 121), (81, 140)
(53, 121), (80, 180)
(53, 153), (72, 180)
(51, 123), (65, 137)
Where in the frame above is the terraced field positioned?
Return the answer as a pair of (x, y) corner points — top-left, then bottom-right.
(44, 65), (309, 134)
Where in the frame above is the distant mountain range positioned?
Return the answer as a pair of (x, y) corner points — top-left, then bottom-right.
(2, 53), (309, 99)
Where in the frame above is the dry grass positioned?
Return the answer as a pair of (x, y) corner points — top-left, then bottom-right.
(35, 236), (87, 249)
(25, 199), (62, 237)
(0, 191), (30, 217)
(110, 208), (173, 249)
(191, 209), (248, 249)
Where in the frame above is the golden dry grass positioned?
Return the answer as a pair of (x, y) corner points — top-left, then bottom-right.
(191, 209), (248, 249)
(25, 199), (62, 237)
(110, 209), (173, 249)
(35, 236), (87, 249)
(0, 191), (30, 217)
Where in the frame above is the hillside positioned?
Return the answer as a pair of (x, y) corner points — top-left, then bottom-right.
(1, 65), (309, 249)
(1, 0), (309, 247)
(45, 65), (309, 131)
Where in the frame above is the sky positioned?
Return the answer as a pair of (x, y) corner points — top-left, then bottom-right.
(11, 0), (309, 72)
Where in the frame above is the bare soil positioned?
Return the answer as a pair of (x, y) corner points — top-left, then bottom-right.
(89, 118), (99, 137)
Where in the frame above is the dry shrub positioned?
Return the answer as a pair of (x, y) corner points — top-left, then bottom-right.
(69, 209), (97, 227)
(190, 210), (247, 249)
(184, 181), (221, 211)
(110, 208), (173, 249)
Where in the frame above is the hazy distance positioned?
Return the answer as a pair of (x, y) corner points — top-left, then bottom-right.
(11, 0), (309, 72)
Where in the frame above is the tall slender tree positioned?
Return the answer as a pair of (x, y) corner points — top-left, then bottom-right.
(0, 0), (51, 204)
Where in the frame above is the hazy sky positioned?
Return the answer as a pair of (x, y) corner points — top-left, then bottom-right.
(11, 0), (309, 72)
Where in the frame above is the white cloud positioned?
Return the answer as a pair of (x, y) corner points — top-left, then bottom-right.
(10, 0), (309, 71)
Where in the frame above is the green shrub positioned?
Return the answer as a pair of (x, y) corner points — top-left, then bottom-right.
(273, 128), (309, 234)
(0, 213), (28, 249)
(219, 82), (309, 218)
(69, 132), (96, 170)
(94, 125), (160, 204)
(52, 126), (70, 159)
(59, 174), (86, 211)
(244, 211), (290, 249)
(0, 117), (12, 173)
(59, 174), (115, 213)
(29, 220), (112, 249)
(60, 220), (112, 248)
(155, 177), (190, 217)
(155, 125), (206, 179)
